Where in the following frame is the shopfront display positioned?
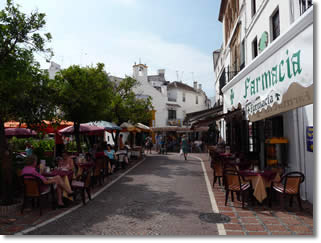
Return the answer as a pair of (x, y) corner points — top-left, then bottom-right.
(220, 8), (313, 202)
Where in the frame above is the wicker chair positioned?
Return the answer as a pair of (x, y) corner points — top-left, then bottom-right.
(269, 171), (305, 210)
(93, 157), (105, 186)
(21, 174), (52, 216)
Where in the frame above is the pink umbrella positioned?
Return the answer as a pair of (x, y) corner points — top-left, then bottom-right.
(5, 128), (37, 137)
(58, 124), (105, 136)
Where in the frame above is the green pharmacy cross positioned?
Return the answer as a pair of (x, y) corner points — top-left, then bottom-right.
(259, 31), (269, 53)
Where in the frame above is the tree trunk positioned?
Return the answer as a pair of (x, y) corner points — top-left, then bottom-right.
(114, 130), (120, 151)
(0, 118), (13, 205)
(74, 122), (81, 153)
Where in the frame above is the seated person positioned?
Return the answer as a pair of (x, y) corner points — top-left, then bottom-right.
(61, 152), (75, 171)
(104, 144), (118, 173)
(25, 142), (33, 156)
(21, 155), (74, 208)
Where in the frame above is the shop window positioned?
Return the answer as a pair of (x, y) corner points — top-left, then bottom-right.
(264, 116), (283, 138)
(252, 37), (258, 59)
(271, 8), (280, 42)
(168, 110), (176, 120)
(251, 0), (256, 17)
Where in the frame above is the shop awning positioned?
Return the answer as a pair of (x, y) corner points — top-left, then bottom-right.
(191, 109), (241, 128)
(185, 105), (223, 123)
(222, 8), (313, 122)
(151, 126), (190, 132)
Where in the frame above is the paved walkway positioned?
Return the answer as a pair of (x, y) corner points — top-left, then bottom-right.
(22, 153), (219, 235)
(0, 152), (314, 235)
(196, 153), (314, 235)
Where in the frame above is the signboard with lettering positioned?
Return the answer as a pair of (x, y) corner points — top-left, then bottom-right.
(306, 126), (313, 152)
(223, 11), (313, 119)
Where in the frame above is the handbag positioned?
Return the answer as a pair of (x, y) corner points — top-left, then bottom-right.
(179, 148), (183, 155)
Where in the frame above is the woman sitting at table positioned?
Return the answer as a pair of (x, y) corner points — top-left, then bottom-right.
(104, 144), (118, 173)
(61, 152), (75, 171)
(21, 155), (74, 208)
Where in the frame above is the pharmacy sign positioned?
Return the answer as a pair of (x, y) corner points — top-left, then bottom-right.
(223, 10), (313, 121)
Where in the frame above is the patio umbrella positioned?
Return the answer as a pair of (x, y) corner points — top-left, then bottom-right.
(86, 121), (121, 131)
(4, 121), (27, 128)
(136, 123), (151, 132)
(5, 128), (37, 137)
(120, 122), (141, 132)
(58, 124), (105, 136)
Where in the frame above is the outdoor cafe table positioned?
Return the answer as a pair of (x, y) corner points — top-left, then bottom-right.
(42, 169), (74, 201)
(219, 152), (235, 159)
(239, 170), (280, 203)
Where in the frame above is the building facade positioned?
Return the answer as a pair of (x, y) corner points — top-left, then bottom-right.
(214, 0), (313, 203)
(132, 63), (210, 129)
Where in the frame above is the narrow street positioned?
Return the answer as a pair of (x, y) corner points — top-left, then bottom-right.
(26, 153), (219, 235)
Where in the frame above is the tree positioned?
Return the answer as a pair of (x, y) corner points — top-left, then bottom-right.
(0, 0), (54, 205)
(106, 77), (153, 148)
(53, 64), (112, 152)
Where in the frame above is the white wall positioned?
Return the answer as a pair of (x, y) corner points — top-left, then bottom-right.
(168, 88), (209, 121)
(245, 0), (292, 64)
(133, 65), (168, 127)
(283, 105), (314, 203)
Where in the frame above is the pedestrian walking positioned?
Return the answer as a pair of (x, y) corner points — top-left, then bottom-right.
(145, 136), (153, 154)
(180, 135), (188, 160)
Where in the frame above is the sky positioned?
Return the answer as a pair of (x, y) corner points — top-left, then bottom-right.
(3, 0), (223, 98)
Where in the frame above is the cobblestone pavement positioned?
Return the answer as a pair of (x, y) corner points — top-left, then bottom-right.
(24, 153), (220, 235)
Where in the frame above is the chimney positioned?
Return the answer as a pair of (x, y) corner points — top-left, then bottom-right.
(193, 81), (197, 90)
(198, 84), (202, 90)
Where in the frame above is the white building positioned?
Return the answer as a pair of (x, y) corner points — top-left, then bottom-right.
(132, 63), (210, 128)
(48, 61), (61, 79)
(214, 0), (313, 203)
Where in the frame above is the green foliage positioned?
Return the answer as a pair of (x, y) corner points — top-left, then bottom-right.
(53, 63), (112, 152)
(53, 64), (112, 123)
(0, 0), (55, 204)
(65, 140), (77, 152)
(0, 0), (53, 64)
(108, 77), (153, 125)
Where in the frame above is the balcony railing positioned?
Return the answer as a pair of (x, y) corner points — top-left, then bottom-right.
(299, 0), (313, 16)
(219, 64), (241, 94)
